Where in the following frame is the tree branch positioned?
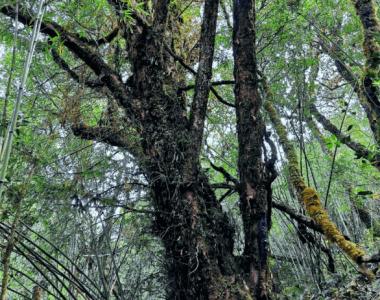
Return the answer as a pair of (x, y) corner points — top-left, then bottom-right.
(179, 80), (235, 92)
(209, 161), (240, 187)
(164, 44), (236, 107)
(74, 27), (120, 47)
(50, 47), (103, 89)
(309, 103), (380, 171)
(189, 0), (220, 158)
(71, 123), (142, 159)
(319, 33), (380, 143)
(1, 5), (135, 117)
(361, 252), (380, 263)
(272, 200), (323, 234)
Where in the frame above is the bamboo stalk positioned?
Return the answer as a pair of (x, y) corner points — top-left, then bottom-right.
(0, 2), (19, 147)
(0, 0), (45, 204)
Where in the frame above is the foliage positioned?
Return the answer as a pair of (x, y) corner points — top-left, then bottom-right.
(0, 0), (379, 299)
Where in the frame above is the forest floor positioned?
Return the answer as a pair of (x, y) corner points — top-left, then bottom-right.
(312, 270), (380, 300)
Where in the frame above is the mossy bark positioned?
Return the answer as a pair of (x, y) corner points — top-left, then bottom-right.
(352, 0), (380, 143)
(263, 83), (372, 277)
(306, 98), (374, 236)
(305, 110), (378, 239)
(0, 1), (277, 297)
(122, 0), (258, 297)
(301, 126), (378, 237)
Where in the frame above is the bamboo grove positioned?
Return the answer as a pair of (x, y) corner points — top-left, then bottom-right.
(0, 0), (379, 299)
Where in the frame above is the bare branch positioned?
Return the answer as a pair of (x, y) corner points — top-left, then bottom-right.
(82, 27), (120, 46)
(165, 44), (236, 107)
(50, 47), (103, 89)
(209, 161), (240, 187)
(309, 103), (380, 171)
(272, 200), (323, 234)
(71, 123), (142, 159)
(179, 80), (235, 92)
(189, 0), (220, 158)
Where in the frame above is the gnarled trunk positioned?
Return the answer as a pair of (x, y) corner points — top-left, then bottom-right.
(0, 1), (274, 298)
(125, 1), (252, 298)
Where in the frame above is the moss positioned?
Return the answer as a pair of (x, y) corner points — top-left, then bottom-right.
(351, 1), (380, 143)
(264, 101), (306, 194)
(353, 0), (380, 71)
(263, 88), (373, 278)
(302, 187), (365, 262)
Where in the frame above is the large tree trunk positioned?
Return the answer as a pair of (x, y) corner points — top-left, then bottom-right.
(125, 1), (250, 298)
(150, 171), (239, 299)
(233, 0), (273, 298)
(321, 1), (380, 144)
(0, 1), (271, 298)
(352, 0), (380, 144)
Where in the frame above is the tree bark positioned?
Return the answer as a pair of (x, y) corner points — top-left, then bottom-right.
(352, 0), (380, 144)
(320, 1), (380, 144)
(123, 0), (247, 297)
(0, 1), (275, 298)
(233, 0), (273, 298)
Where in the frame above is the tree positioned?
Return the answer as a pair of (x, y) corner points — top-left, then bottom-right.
(0, 0), (272, 298)
(0, 0), (379, 299)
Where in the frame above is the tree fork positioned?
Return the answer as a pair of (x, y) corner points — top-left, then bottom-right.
(1, 1), (274, 298)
